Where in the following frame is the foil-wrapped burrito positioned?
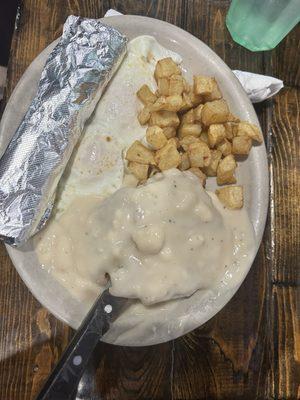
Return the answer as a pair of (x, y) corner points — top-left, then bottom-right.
(0, 15), (127, 246)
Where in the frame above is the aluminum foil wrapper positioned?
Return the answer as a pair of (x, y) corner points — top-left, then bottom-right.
(0, 15), (127, 246)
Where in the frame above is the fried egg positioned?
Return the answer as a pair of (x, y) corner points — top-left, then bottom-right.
(55, 35), (182, 214)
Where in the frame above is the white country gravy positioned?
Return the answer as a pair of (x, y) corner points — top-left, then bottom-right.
(35, 169), (254, 305)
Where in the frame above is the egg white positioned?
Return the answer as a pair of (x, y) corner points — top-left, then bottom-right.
(55, 35), (182, 214)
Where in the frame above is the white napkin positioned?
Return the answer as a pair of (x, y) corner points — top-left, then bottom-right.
(104, 9), (283, 103)
(232, 70), (283, 103)
(105, 9), (123, 17)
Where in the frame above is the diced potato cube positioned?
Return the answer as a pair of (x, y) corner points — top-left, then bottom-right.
(188, 168), (206, 187)
(178, 123), (202, 138)
(164, 95), (182, 112)
(216, 154), (237, 185)
(194, 75), (212, 96)
(126, 141), (156, 165)
(208, 124), (226, 147)
(216, 186), (243, 209)
(149, 111), (180, 128)
(194, 104), (203, 122)
(217, 139), (232, 156)
(224, 122), (236, 140)
(154, 57), (181, 81)
(204, 79), (222, 102)
(178, 152), (190, 171)
(180, 109), (195, 125)
(189, 91), (203, 107)
(157, 78), (170, 96)
(188, 141), (211, 168)
(136, 85), (157, 105)
(179, 92), (193, 112)
(232, 136), (252, 155)
(203, 149), (222, 177)
(235, 121), (263, 143)
(146, 126), (168, 150)
(162, 126), (177, 139)
(138, 107), (151, 125)
(180, 135), (201, 151)
(218, 175), (236, 185)
(155, 141), (181, 171)
(150, 95), (182, 112)
(149, 96), (167, 112)
(127, 162), (149, 182)
(194, 76), (219, 97)
(169, 75), (185, 95)
(201, 99), (229, 126)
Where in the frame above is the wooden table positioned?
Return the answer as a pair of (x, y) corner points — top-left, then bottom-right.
(1, 1), (299, 399)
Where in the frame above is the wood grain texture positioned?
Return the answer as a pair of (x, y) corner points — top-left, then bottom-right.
(0, 1), (299, 399)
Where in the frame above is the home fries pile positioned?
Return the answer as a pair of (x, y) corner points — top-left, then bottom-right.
(125, 57), (263, 209)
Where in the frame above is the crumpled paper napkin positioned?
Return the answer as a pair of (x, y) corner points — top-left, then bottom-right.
(232, 70), (283, 103)
(104, 9), (283, 103)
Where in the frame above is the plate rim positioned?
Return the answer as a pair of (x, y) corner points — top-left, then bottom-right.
(1, 15), (269, 344)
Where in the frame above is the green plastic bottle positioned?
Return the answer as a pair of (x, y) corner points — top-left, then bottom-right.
(226, 0), (300, 51)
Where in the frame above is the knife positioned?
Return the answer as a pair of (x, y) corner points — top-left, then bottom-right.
(35, 289), (129, 400)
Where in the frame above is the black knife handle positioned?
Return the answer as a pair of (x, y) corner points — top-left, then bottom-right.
(35, 290), (128, 400)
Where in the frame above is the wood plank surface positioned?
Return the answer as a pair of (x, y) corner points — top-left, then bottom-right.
(0, 1), (299, 399)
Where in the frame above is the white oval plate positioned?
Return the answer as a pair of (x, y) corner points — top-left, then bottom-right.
(0, 16), (268, 346)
